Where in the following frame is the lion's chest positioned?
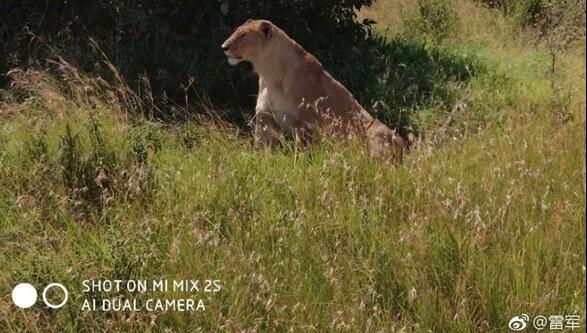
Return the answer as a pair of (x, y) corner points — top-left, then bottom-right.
(264, 86), (301, 130)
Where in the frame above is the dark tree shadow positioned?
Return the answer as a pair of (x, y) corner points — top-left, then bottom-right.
(0, 1), (480, 137)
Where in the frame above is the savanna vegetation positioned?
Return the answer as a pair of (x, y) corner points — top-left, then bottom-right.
(0, 0), (585, 332)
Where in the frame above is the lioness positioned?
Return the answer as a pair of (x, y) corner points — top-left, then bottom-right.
(222, 19), (406, 161)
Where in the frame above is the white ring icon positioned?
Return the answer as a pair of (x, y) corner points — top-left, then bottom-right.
(42, 283), (68, 309)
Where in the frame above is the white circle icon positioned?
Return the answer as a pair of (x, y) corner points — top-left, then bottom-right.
(11, 283), (38, 308)
(42, 283), (68, 309)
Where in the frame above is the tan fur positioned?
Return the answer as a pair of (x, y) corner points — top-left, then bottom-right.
(222, 19), (405, 162)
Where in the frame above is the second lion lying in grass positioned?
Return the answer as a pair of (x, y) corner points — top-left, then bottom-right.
(222, 19), (406, 162)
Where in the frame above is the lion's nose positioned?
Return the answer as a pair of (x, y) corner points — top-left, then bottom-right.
(221, 43), (230, 51)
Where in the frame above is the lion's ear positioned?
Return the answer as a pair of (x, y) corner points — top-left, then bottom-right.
(260, 21), (273, 39)
(245, 19), (253, 24)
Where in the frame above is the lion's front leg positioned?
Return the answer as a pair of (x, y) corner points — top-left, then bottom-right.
(254, 85), (282, 147)
(254, 108), (282, 147)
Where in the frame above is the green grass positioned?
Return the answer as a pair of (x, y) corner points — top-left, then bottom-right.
(1, 1), (585, 332)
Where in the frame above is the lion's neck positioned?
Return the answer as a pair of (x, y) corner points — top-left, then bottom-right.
(252, 36), (304, 86)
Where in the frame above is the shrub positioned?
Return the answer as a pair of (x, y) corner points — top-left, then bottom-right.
(0, 0), (376, 122)
(0, 1), (484, 137)
(404, 0), (459, 44)
(475, 0), (586, 40)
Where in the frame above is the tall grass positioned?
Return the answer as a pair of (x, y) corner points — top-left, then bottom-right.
(0, 0), (585, 331)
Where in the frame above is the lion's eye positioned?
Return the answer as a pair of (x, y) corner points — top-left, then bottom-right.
(238, 33), (246, 39)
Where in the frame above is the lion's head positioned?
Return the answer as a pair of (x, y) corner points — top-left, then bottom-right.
(221, 19), (274, 65)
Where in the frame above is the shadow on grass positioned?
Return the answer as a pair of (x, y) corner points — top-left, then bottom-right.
(361, 36), (482, 136)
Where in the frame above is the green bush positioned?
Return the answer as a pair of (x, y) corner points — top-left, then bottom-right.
(404, 0), (459, 44)
(0, 0), (376, 122)
(0, 0), (485, 137)
(475, 0), (586, 38)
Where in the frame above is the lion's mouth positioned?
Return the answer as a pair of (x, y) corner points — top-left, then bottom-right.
(225, 53), (244, 65)
(224, 51), (242, 60)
